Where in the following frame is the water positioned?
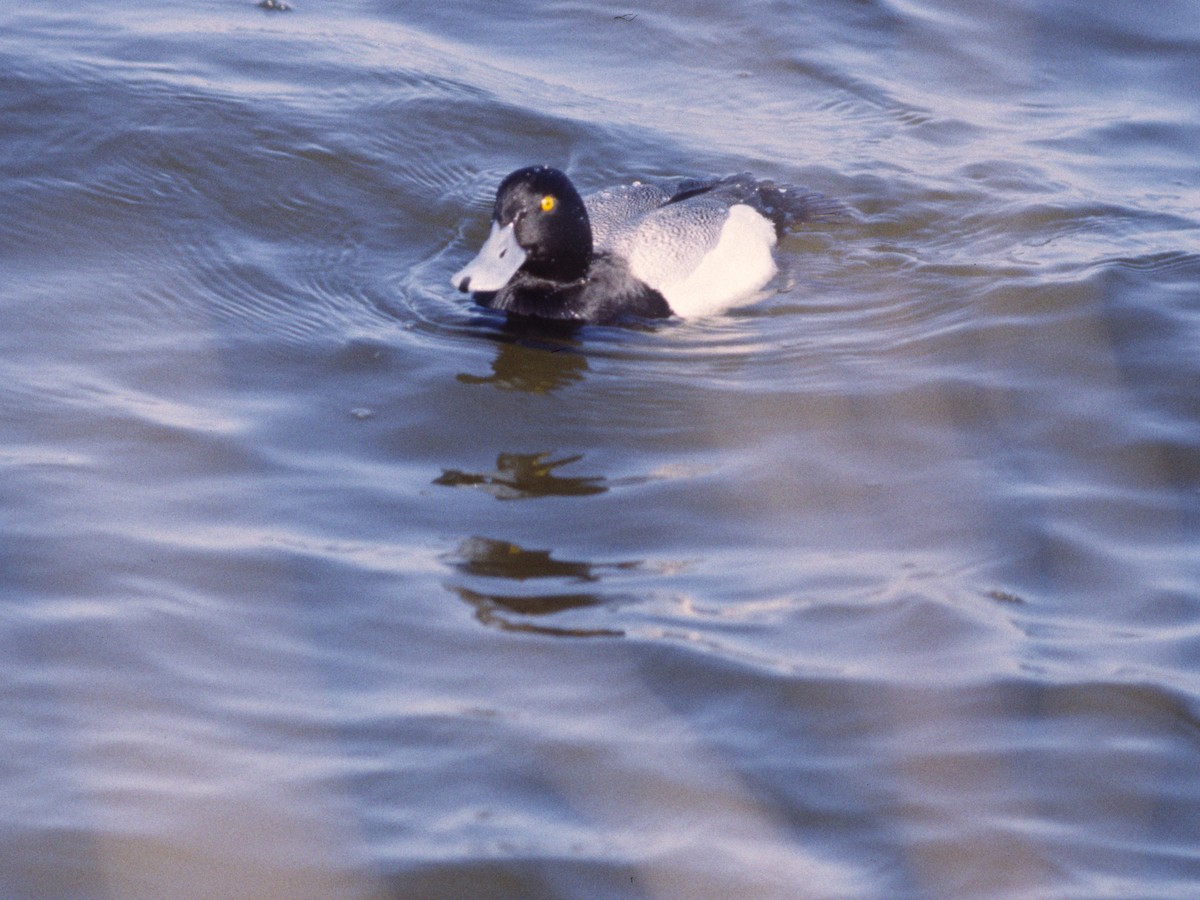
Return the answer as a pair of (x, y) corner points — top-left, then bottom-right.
(2, 0), (1199, 896)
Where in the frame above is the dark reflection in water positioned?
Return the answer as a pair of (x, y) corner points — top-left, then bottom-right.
(445, 537), (638, 636)
(456, 325), (586, 393)
(448, 536), (640, 581)
(434, 452), (607, 499)
(449, 586), (625, 637)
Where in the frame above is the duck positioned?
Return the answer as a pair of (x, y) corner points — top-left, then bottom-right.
(451, 165), (836, 324)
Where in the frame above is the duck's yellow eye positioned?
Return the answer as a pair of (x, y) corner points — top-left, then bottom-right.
(540, 194), (556, 212)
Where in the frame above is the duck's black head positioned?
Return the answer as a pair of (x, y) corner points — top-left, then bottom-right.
(452, 166), (593, 294)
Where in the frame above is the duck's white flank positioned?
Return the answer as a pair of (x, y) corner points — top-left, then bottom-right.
(637, 204), (778, 318)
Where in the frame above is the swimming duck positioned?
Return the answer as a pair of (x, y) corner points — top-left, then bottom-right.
(451, 165), (835, 324)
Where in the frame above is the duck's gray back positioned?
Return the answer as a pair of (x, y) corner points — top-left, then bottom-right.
(583, 183), (670, 252)
(584, 183), (733, 289)
(624, 199), (735, 289)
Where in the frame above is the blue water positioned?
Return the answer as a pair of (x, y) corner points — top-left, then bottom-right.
(2, 1), (1199, 896)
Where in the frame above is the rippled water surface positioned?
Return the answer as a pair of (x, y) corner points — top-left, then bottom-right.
(3, 1), (1200, 896)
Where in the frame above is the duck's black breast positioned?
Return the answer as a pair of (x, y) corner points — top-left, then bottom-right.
(480, 252), (671, 324)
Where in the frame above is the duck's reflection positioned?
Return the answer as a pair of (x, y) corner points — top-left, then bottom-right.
(449, 536), (642, 582)
(457, 321), (585, 393)
(434, 452), (606, 500)
(445, 536), (639, 637)
(448, 587), (624, 638)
